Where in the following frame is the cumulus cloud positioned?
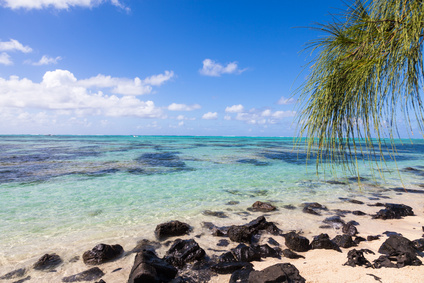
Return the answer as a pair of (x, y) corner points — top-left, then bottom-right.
(0, 52), (13, 65)
(199, 59), (246, 77)
(226, 107), (296, 125)
(28, 55), (62, 66)
(202, 112), (218, 120)
(0, 0), (129, 10)
(225, 104), (244, 113)
(0, 39), (32, 53)
(78, 70), (174, 96)
(167, 103), (201, 111)
(277, 96), (296, 105)
(0, 69), (171, 118)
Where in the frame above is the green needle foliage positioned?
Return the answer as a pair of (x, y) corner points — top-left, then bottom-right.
(297, 0), (424, 174)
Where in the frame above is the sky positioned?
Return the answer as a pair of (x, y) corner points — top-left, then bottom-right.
(0, 0), (348, 136)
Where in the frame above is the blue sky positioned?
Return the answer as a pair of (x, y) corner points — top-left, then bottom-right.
(0, 0), (347, 136)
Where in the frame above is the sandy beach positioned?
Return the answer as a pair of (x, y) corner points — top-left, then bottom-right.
(2, 180), (424, 283)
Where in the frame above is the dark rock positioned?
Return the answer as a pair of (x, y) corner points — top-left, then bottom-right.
(249, 201), (277, 212)
(210, 262), (253, 274)
(69, 256), (80, 263)
(349, 199), (364, 204)
(283, 204), (296, 210)
(342, 222), (358, 236)
(367, 202), (385, 207)
(352, 210), (366, 216)
(373, 203), (414, 220)
(283, 232), (310, 252)
(327, 180), (347, 185)
(378, 235), (417, 256)
(231, 244), (262, 262)
(226, 201), (240, 205)
(367, 235), (380, 241)
(254, 244), (280, 259)
(248, 263), (306, 283)
(227, 216), (280, 244)
(302, 202), (327, 216)
(404, 167), (419, 171)
(343, 249), (373, 267)
(155, 220), (191, 240)
(202, 222), (227, 237)
(229, 266), (253, 283)
(228, 225), (253, 244)
(82, 244), (123, 265)
(127, 249), (177, 283)
(0, 268), (26, 280)
(354, 236), (367, 245)
(412, 238), (424, 251)
(95, 280), (106, 283)
(268, 237), (280, 246)
(333, 209), (351, 216)
(13, 276), (31, 283)
(62, 267), (105, 282)
(33, 253), (62, 270)
(333, 235), (357, 248)
(348, 176), (368, 182)
(202, 210), (228, 218)
(217, 239), (229, 247)
(323, 216), (345, 226)
(130, 239), (161, 254)
(372, 255), (397, 268)
(366, 274), (382, 282)
(392, 187), (424, 194)
(164, 239), (206, 268)
(282, 249), (305, 259)
(112, 268), (122, 273)
(310, 234), (341, 252)
(319, 225), (332, 229)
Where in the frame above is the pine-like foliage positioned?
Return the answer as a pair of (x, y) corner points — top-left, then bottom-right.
(297, 0), (424, 173)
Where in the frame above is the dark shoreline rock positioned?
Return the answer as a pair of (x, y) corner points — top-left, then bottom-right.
(62, 267), (105, 282)
(373, 203), (414, 220)
(283, 232), (310, 252)
(155, 220), (191, 240)
(248, 263), (306, 283)
(248, 201), (277, 212)
(33, 253), (62, 271)
(82, 244), (123, 265)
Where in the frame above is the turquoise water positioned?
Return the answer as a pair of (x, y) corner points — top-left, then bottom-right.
(1, 135), (424, 267)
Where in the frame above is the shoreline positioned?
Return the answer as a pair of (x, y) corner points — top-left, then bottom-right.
(2, 181), (424, 282)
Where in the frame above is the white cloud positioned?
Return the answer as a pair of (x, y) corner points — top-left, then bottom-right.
(167, 103), (201, 111)
(202, 112), (218, 120)
(176, 115), (195, 121)
(277, 96), (296, 105)
(78, 70), (174, 96)
(228, 107), (296, 125)
(0, 0), (128, 10)
(0, 39), (32, 53)
(28, 55), (62, 66)
(0, 69), (168, 118)
(261, 109), (272, 117)
(272, 110), (296, 119)
(225, 104), (244, 113)
(199, 59), (246, 77)
(0, 52), (13, 65)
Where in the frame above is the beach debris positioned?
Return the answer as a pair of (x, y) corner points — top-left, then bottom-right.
(202, 210), (228, 218)
(155, 220), (191, 240)
(164, 239), (206, 268)
(282, 249), (305, 259)
(302, 202), (328, 216)
(227, 216), (280, 244)
(62, 267), (105, 282)
(248, 201), (277, 212)
(0, 268), (27, 280)
(33, 253), (63, 271)
(310, 233), (341, 252)
(82, 243), (123, 265)
(343, 249), (373, 268)
(372, 203), (414, 220)
(342, 221), (359, 236)
(127, 249), (177, 283)
(283, 231), (311, 252)
(248, 263), (306, 283)
(332, 235), (357, 249)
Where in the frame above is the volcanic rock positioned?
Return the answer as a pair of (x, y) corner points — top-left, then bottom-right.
(82, 244), (123, 265)
(155, 220), (191, 240)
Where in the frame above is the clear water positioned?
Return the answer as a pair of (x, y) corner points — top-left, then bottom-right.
(0, 135), (423, 269)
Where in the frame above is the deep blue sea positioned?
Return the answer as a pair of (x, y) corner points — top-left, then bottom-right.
(1, 135), (424, 274)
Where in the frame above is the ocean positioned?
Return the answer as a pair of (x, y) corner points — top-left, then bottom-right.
(1, 135), (423, 279)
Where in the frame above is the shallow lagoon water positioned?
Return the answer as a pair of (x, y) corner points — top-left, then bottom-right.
(1, 135), (424, 275)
